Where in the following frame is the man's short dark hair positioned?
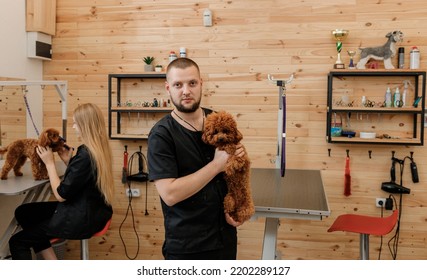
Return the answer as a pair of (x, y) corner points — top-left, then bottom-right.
(166, 58), (200, 78)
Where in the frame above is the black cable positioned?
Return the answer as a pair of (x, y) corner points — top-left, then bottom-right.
(377, 205), (385, 260)
(390, 159), (404, 259)
(117, 149), (150, 259)
(145, 180), (149, 216)
(127, 151), (149, 215)
(118, 152), (142, 260)
(387, 194), (401, 260)
(118, 180), (140, 260)
(384, 154), (414, 260)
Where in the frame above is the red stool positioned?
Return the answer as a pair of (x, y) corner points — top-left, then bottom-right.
(50, 218), (112, 260)
(327, 210), (398, 260)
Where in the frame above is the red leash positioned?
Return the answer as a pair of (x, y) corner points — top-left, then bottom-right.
(122, 145), (128, 184)
(344, 149), (351, 196)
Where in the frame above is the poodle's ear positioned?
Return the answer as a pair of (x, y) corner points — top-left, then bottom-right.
(39, 130), (51, 146)
(385, 32), (392, 38)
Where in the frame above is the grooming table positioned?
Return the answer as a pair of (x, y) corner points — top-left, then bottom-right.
(251, 168), (330, 260)
(0, 160), (66, 259)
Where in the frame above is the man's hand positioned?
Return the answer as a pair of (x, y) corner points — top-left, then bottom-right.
(225, 212), (243, 227)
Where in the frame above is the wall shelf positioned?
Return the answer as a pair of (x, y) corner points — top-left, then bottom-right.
(326, 70), (426, 145)
(108, 73), (171, 140)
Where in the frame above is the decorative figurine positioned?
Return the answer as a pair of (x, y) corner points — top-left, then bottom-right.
(356, 31), (404, 69)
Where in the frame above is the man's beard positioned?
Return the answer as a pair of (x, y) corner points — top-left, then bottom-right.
(172, 97), (201, 113)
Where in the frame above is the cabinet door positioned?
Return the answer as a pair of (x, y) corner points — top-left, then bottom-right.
(26, 0), (56, 36)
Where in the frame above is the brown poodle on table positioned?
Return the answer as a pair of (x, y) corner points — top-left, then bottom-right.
(202, 110), (255, 223)
(0, 128), (65, 180)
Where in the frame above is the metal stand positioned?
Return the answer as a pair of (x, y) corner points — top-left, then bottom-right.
(0, 80), (68, 138)
(262, 217), (280, 260)
(360, 233), (369, 260)
(268, 74), (293, 177)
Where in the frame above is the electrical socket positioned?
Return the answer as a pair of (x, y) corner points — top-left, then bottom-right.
(376, 198), (386, 208)
(126, 188), (141, 198)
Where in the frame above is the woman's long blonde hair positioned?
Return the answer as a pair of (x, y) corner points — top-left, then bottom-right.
(73, 103), (114, 205)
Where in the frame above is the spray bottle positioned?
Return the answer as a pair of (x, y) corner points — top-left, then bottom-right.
(402, 80), (408, 107)
(385, 87), (392, 108)
(393, 87), (401, 107)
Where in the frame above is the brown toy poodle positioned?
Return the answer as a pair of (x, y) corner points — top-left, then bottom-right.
(202, 110), (255, 223)
(0, 128), (65, 180)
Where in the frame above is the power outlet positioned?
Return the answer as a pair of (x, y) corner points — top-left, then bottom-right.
(376, 198), (386, 208)
(126, 188), (141, 198)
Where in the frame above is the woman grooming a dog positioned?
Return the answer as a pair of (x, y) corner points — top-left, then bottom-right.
(148, 58), (247, 260)
(8, 103), (114, 260)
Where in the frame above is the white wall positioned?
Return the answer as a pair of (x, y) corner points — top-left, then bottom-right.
(0, 1), (46, 258)
(0, 0), (43, 138)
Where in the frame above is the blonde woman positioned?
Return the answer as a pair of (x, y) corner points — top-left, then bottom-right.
(9, 103), (114, 260)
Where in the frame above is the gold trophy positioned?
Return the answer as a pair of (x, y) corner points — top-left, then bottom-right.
(347, 50), (356, 69)
(331, 29), (349, 69)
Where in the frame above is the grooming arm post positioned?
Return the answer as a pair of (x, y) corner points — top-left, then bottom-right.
(0, 80), (68, 139)
(268, 74), (294, 176)
(54, 83), (68, 139)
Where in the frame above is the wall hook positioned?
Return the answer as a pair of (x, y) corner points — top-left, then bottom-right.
(410, 151), (414, 159)
(328, 148), (331, 157)
(346, 149), (350, 157)
(368, 150), (372, 159)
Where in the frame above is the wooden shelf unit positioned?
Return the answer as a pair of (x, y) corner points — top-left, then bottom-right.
(108, 73), (171, 140)
(326, 70), (426, 145)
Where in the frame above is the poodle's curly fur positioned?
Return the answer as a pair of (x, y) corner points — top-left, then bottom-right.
(0, 128), (65, 180)
(202, 111), (255, 223)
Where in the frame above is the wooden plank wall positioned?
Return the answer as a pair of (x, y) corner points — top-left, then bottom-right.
(39, 0), (427, 260)
(0, 78), (26, 145)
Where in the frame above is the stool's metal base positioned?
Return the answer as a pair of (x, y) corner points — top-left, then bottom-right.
(81, 239), (89, 260)
(360, 234), (369, 260)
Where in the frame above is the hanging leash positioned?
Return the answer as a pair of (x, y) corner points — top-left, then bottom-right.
(281, 93), (286, 177)
(122, 145), (128, 184)
(22, 86), (40, 137)
(344, 149), (351, 196)
(268, 74), (294, 177)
